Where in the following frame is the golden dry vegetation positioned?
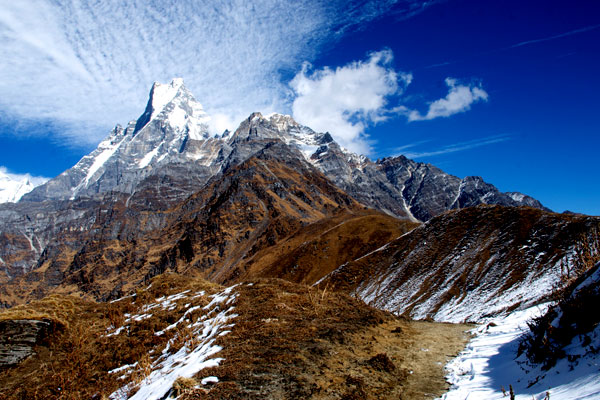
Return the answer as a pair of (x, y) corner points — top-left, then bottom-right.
(0, 274), (470, 400)
(222, 209), (419, 285)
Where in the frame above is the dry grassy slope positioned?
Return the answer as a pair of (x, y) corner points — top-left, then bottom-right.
(196, 279), (470, 400)
(0, 274), (470, 400)
(0, 273), (222, 399)
(321, 204), (600, 322)
(2, 142), (401, 306)
(226, 209), (419, 286)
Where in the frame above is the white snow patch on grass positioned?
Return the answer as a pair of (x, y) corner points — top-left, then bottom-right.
(201, 376), (219, 385)
(109, 285), (239, 400)
(109, 362), (137, 375)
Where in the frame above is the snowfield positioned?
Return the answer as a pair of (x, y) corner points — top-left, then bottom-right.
(439, 304), (600, 400)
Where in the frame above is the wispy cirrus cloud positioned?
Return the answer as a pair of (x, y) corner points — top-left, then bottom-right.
(507, 24), (600, 49)
(397, 135), (510, 158)
(0, 0), (436, 145)
(392, 139), (432, 153)
(424, 23), (600, 69)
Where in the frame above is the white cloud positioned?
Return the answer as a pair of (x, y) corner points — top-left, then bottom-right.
(405, 78), (488, 121)
(290, 50), (412, 154)
(398, 135), (509, 158)
(0, 0), (435, 145)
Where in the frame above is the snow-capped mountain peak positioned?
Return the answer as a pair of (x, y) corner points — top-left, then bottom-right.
(148, 78), (186, 121)
(20, 79), (548, 220)
(265, 112), (301, 131)
(227, 111), (338, 162)
(135, 78), (210, 140)
(21, 79), (222, 202)
(0, 168), (48, 203)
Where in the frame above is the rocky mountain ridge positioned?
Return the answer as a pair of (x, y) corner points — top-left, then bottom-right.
(317, 205), (600, 323)
(0, 79), (547, 287)
(20, 79), (544, 220)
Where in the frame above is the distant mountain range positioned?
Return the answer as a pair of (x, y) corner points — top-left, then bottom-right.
(0, 79), (598, 399)
(16, 78), (546, 221)
(0, 169), (47, 204)
(0, 78), (554, 300)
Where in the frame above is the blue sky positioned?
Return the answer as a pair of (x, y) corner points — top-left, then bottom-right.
(0, 0), (598, 214)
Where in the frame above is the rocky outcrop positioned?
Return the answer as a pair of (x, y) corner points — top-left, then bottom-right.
(0, 319), (53, 367)
(311, 148), (549, 222)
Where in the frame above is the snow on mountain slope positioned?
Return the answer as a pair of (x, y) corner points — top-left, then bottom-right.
(20, 78), (545, 221)
(0, 168), (48, 203)
(22, 78), (216, 202)
(441, 265), (600, 399)
(319, 205), (600, 323)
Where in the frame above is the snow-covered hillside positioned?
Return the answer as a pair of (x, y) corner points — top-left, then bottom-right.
(440, 262), (600, 400)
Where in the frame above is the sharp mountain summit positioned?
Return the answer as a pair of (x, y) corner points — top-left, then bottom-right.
(0, 79), (598, 399)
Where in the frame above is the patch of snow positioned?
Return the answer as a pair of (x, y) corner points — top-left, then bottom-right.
(508, 192), (526, 202)
(298, 143), (319, 160)
(82, 134), (128, 186)
(191, 290), (206, 299)
(138, 145), (161, 168)
(109, 285), (239, 400)
(201, 376), (219, 385)
(109, 293), (136, 304)
(109, 363), (138, 374)
(107, 326), (128, 337)
(129, 313), (152, 322)
(157, 305), (204, 336)
(185, 139), (221, 166)
(149, 79), (185, 121)
(168, 106), (187, 131)
(156, 153), (168, 164)
(0, 167), (48, 203)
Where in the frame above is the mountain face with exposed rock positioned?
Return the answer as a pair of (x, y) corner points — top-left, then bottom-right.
(1, 78), (599, 399)
(0, 79), (548, 293)
(20, 78), (543, 218)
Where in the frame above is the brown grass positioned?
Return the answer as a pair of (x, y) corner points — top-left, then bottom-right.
(180, 279), (470, 399)
(229, 209), (419, 285)
(0, 273), (222, 399)
(321, 205), (600, 319)
(0, 274), (472, 400)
